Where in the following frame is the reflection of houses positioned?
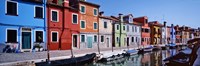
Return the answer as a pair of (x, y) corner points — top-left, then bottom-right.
(99, 12), (113, 48)
(79, 0), (100, 49)
(123, 14), (142, 49)
(0, 0), (46, 52)
(134, 16), (150, 47)
(149, 21), (163, 45)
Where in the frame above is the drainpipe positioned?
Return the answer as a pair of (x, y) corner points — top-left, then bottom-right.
(97, 8), (100, 54)
(119, 13), (123, 50)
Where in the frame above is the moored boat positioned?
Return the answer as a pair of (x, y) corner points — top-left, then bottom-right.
(124, 49), (138, 56)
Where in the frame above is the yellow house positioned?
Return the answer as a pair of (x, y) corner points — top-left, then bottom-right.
(149, 21), (163, 45)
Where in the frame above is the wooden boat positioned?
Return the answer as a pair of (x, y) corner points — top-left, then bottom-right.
(35, 53), (96, 66)
(124, 49), (138, 56)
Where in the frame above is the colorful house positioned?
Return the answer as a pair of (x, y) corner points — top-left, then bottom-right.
(133, 16), (151, 47)
(0, 0), (46, 52)
(149, 21), (163, 45)
(170, 24), (176, 44)
(47, 0), (64, 50)
(161, 22), (167, 45)
(99, 12), (113, 48)
(179, 26), (190, 44)
(111, 14), (127, 47)
(174, 25), (181, 45)
(123, 14), (142, 49)
(166, 26), (171, 44)
(79, 0), (100, 49)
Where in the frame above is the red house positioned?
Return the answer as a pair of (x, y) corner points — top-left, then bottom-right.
(47, 0), (80, 50)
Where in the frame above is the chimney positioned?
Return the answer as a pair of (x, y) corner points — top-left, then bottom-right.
(119, 13), (123, 22)
(164, 21), (167, 27)
(64, 0), (69, 7)
(99, 11), (104, 16)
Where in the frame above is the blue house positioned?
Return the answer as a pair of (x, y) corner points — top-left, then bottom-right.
(170, 24), (176, 44)
(0, 0), (47, 52)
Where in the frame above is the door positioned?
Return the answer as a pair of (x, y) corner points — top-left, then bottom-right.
(107, 38), (109, 47)
(87, 36), (93, 48)
(127, 37), (129, 46)
(73, 35), (78, 48)
(22, 32), (31, 49)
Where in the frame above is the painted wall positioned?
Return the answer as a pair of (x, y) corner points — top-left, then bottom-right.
(170, 24), (176, 44)
(0, 0), (46, 52)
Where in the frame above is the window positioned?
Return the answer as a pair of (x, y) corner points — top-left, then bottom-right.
(104, 22), (107, 28)
(35, 31), (43, 42)
(117, 37), (119, 43)
(7, 29), (17, 43)
(117, 25), (119, 30)
(132, 37), (134, 42)
(142, 38), (144, 42)
(81, 20), (86, 29)
(80, 5), (85, 14)
(81, 35), (85, 42)
(35, 6), (43, 18)
(123, 26), (125, 31)
(101, 36), (104, 42)
(6, 1), (18, 15)
(72, 13), (78, 24)
(94, 23), (97, 30)
(94, 35), (97, 42)
(51, 10), (58, 22)
(51, 32), (58, 42)
(135, 27), (137, 32)
(127, 25), (129, 31)
(136, 37), (138, 42)
(132, 26), (134, 32)
(93, 8), (98, 16)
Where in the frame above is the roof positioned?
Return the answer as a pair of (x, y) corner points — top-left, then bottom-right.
(148, 21), (163, 27)
(79, 1), (100, 8)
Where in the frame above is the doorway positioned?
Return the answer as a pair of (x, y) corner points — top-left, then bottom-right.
(72, 35), (78, 48)
(21, 28), (32, 50)
(107, 38), (109, 47)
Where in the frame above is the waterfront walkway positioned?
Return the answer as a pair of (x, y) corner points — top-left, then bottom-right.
(0, 47), (131, 65)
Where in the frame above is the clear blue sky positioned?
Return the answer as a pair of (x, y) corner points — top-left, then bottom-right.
(87, 0), (200, 28)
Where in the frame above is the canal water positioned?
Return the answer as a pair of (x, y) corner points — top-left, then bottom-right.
(88, 49), (179, 66)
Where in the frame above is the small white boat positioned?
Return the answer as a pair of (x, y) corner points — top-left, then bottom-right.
(125, 49), (138, 56)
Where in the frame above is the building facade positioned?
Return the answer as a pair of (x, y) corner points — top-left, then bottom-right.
(0, 0), (46, 52)
(149, 21), (163, 45)
(174, 25), (181, 45)
(133, 16), (150, 47)
(179, 26), (190, 44)
(161, 22), (167, 45)
(170, 24), (176, 44)
(99, 13), (113, 48)
(79, 1), (100, 49)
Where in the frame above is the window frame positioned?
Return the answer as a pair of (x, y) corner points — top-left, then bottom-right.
(5, 0), (18, 16)
(34, 6), (44, 18)
(51, 10), (59, 22)
(72, 13), (78, 24)
(117, 24), (119, 30)
(51, 31), (59, 42)
(93, 22), (98, 30)
(93, 8), (98, 16)
(80, 20), (86, 29)
(104, 21), (107, 28)
(6, 28), (18, 43)
(100, 35), (104, 43)
(93, 35), (97, 42)
(80, 34), (86, 42)
(34, 30), (44, 43)
(80, 5), (86, 14)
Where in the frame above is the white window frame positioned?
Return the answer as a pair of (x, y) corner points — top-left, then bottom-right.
(51, 10), (59, 22)
(117, 37), (119, 43)
(116, 24), (119, 30)
(93, 8), (98, 16)
(80, 5), (86, 14)
(80, 34), (86, 42)
(34, 6), (44, 18)
(80, 20), (86, 29)
(123, 25), (126, 31)
(34, 30), (44, 42)
(93, 22), (98, 30)
(5, 0), (18, 15)
(104, 21), (107, 28)
(51, 31), (59, 42)
(93, 35), (98, 42)
(72, 13), (78, 24)
(72, 34), (79, 48)
(5, 28), (18, 42)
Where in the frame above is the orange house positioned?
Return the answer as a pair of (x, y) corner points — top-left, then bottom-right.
(78, 1), (100, 49)
(133, 16), (151, 47)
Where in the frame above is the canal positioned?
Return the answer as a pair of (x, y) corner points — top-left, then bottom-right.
(88, 49), (179, 66)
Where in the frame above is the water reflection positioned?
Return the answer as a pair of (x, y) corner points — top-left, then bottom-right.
(88, 49), (179, 66)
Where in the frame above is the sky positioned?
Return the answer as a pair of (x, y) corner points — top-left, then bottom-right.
(87, 0), (200, 28)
